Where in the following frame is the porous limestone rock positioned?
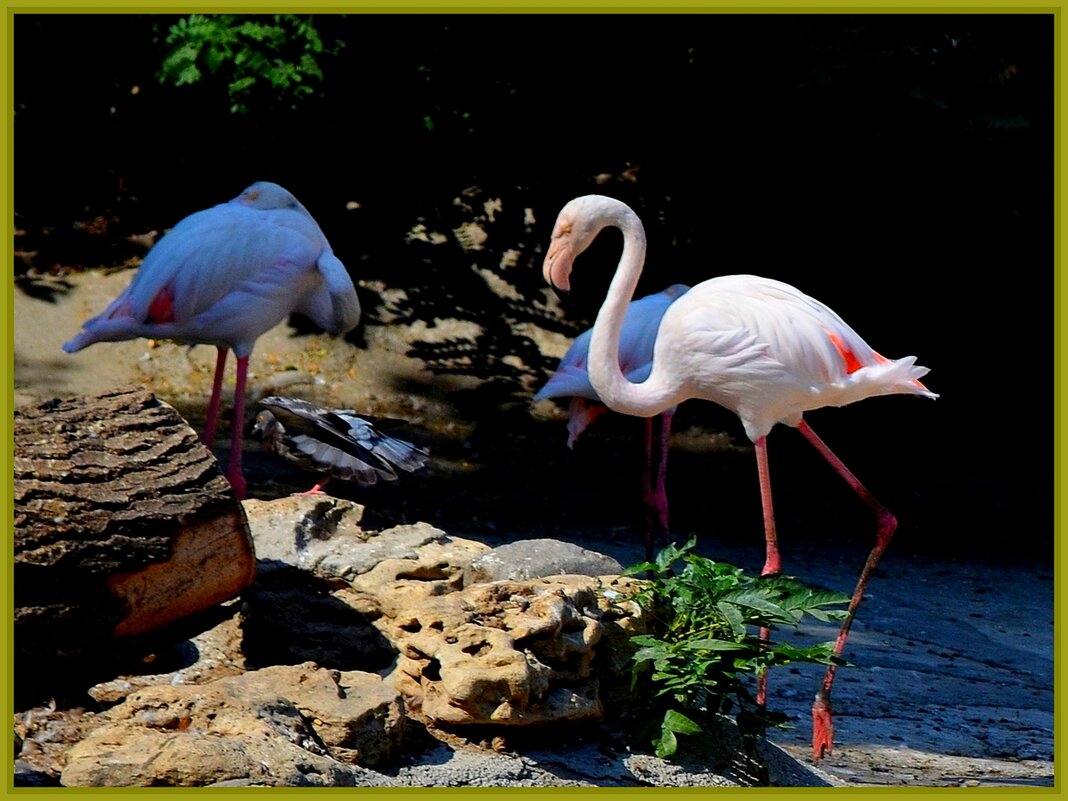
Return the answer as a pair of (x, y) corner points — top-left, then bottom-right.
(342, 531), (492, 621)
(61, 662), (404, 787)
(390, 574), (649, 728)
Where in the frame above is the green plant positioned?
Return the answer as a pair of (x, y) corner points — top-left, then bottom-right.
(623, 537), (850, 758)
(158, 15), (344, 114)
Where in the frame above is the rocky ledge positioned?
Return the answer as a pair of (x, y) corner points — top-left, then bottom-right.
(14, 494), (837, 788)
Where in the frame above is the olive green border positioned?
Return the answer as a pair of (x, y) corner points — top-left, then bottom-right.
(3, 3), (1062, 799)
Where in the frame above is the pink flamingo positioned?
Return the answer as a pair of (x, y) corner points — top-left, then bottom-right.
(534, 284), (689, 560)
(62, 182), (360, 499)
(542, 194), (937, 761)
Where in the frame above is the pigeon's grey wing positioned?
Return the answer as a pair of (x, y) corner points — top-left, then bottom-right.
(260, 395), (429, 477)
(334, 412), (430, 474)
(259, 395), (328, 423)
(287, 434), (396, 484)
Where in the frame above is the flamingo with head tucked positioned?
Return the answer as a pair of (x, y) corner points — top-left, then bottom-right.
(541, 194), (937, 761)
(534, 283), (689, 560)
(62, 181), (360, 499)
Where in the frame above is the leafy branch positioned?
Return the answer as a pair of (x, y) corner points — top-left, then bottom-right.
(158, 14), (344, 114)
(623, 538), (850, 758)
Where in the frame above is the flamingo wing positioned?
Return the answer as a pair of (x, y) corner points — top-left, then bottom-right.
(63, 203), (328, 355)
(614, 283), (690, 373)
(660, 275), (935, 439)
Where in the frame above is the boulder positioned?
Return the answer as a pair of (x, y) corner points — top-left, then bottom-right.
(61, 662), (404, 787)
(390, 574), (648, 728)
(464, 538), (624, 584)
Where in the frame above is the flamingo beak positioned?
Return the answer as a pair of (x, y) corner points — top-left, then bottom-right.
(542, 237), (573, 293)
(546, 283), (574, 312)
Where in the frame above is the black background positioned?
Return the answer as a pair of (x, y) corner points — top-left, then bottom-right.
(14, 13), (1054, 562)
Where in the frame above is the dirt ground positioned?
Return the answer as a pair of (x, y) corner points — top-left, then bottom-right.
(13, 269), (1055, 788)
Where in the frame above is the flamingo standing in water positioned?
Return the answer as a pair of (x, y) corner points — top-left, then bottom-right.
(62, 181), (360, 499)
(534, 284), (689, 561)
(541, 194), (937, 761)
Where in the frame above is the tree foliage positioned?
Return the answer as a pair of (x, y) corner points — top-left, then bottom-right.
(158, 14), (344, 114)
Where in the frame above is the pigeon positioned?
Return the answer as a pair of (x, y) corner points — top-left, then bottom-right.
(252, 395), (429, 493)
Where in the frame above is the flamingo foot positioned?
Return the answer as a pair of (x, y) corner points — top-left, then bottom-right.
(811, 690), (834, 762)
(202, 347), (229, 449)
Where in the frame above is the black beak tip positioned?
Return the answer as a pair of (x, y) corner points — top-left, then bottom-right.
(548, 280), (572, 308)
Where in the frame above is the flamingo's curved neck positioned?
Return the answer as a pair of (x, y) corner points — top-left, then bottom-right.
(587, 210), (678, 417)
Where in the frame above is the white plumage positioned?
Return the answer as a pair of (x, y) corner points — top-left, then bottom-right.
(541, 194), (937, 761)
(62, 182), (360, 499)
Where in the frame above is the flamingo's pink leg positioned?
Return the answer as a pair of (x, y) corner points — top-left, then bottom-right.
(641, 417), (655, 558)
(640, 412), (673, 562)
(797, 419), (897, 762)
(226, 355), (249, 500)
(753, 435), (781, 709)
(653, 411), (672, 534)
(755, 436), (782, 576)
(203, 347), (229, 449)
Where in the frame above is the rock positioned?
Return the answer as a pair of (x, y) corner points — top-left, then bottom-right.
(15, 704), (99, 787)
(15, 760), (60, 787)
(342, 533), (490, 621)
(391, 574), (649, 728)
(464, 538), (624, 584)
(88, 601), (247, 706)
(243, 495), (489, 598)
(245, 495), (461, 581)
(241, 495), (490, 669)
(14, 491), (834, 788)
(61, 663), (405, 787)
(240, 563), (398, 673)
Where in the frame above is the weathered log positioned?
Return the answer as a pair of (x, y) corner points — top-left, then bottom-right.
(14, 386), (255, 694)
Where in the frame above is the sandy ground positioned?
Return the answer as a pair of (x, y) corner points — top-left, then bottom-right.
(13, 269), (1055, 788)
